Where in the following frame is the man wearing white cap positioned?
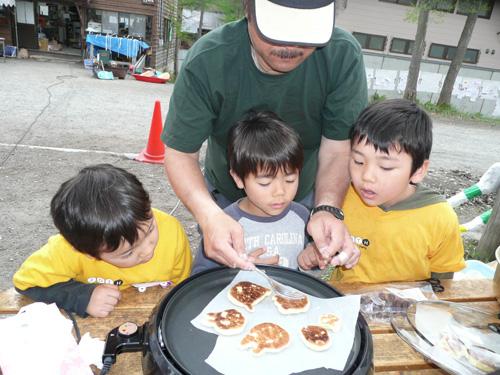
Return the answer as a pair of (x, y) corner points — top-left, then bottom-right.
(162, 0), (368, 271)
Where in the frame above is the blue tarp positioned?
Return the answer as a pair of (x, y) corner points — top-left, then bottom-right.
(85, 34), (149, 58)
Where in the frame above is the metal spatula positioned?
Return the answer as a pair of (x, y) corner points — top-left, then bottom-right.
(252, 267), (306, 300)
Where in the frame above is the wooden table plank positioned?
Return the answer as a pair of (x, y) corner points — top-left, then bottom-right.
(0, 288), (32, 313)
(331, 279), (496, 302)
(92, 352), (142, 375)
(373, 333), (436, 372)
(377, 370), (447, 375)
(0, 285), (173, 314)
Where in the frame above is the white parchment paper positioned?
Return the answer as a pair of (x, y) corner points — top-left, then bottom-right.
(191, 270), (360, 375)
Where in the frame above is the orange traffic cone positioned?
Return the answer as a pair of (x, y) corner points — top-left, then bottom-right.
(135, 100), (165, 164)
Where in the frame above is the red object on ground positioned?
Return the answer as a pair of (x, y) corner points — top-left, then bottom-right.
(132, 74), (168, 84)
(135, 100), (165, 164)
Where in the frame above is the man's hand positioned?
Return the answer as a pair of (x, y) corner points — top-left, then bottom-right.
(307, 212), (360, 269)
(298, 243), (327, 270)
(329, 225), (360, 269)
(202, 210), (255, 270)
(247, 247), (279, 265)
(164, 148), (254, 271)
(86, 284), (121, 318)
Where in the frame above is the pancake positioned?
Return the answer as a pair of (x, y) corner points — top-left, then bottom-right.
(240, 322), (290, 355)
(319, 313), (342, 332)
(203, 308), (246, 335)
(300, 325), (332, 351)
(228, 281), (271, 312)
(272, 294), (310, 314)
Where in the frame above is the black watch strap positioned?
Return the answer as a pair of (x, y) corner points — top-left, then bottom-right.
(310, 205), (344, 220)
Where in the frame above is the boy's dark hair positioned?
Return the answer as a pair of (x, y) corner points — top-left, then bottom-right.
(228, 111), (303, 180)
(350, 99), (432, 175)
(50, 164), (152, 258)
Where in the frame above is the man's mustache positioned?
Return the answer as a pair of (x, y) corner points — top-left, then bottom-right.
(270, 49), (304, 59)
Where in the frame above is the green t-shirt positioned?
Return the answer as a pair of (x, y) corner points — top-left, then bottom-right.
(163, 19), (368, 202)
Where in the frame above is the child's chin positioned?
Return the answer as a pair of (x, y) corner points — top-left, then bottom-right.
(362, 199), (379, 207)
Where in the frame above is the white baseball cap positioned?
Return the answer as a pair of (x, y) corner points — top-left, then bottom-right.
(252, 0), (335, 47)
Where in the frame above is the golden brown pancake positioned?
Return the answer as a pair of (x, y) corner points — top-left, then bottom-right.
(240, 322), (290, 355)
(228, 281), (271, 312)
(300, 325), (332, 351)
(203, 308), (246, 335)
(272, 294), (310, 314)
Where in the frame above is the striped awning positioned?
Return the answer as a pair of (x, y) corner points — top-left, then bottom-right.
(0, 0), (15, 6)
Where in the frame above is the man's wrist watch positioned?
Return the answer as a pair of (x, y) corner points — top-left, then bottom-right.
(310, 205), (344, 220)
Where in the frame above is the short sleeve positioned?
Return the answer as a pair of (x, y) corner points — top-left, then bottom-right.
(428, 206), (465, 273)
(322, 37), (368, 140)
(162, 59), (217, 153)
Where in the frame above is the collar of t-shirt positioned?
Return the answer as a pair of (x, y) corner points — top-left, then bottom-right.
(379, 184), (446, 212)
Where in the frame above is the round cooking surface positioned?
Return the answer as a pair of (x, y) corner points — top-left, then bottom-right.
(151, 266), (372, 374)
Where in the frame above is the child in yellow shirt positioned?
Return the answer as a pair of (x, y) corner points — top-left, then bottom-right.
(13, 164), (192, 317)
(299, 99), (465, 282)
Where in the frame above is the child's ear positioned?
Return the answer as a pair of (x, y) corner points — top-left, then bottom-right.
(410, 159), (430, 184)
(229, 169), (245, 189)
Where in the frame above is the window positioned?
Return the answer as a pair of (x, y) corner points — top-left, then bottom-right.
(428, 43), (479, 64)
(390, 38), (414, 55)
(164, 18), (173, 44)
(457, 0), (494, 19)
(379, 0), (417, 5)
(102, 10), (118, 34)
(432, 0), (457, 12)
(87, 9), (151, 40)
(129, 14), (147, 38)
(118, 13), (130, 36)
(353, 32), (387, 51)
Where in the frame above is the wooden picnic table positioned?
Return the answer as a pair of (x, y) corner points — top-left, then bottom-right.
(0, 278), (498, 374)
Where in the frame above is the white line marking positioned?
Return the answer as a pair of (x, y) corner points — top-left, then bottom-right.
(0, 143), (137, 159)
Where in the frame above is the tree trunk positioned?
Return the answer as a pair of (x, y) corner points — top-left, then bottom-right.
(476, 187), (500, 262)
(403, 7), (429, 102)
(197, 6), (205, 39)
(437, 13), (478, 106)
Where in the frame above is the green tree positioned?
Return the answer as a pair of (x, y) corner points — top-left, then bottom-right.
(437, 0), (490, 106)
(403, 1), (431, 102)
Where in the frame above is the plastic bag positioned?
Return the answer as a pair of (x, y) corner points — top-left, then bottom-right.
(356, 283), (438, 324)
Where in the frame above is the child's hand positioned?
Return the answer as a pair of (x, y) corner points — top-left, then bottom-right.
(298, 243), (328, 270)
(248, 247), (279, 265)
(86, 284), (121, 318)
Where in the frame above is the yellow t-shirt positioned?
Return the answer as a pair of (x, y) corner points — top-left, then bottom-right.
(339, 185), (465, 283)
(13, 208), (192, 290)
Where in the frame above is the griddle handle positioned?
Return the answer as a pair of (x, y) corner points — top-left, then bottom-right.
(102, 322), (147, 364)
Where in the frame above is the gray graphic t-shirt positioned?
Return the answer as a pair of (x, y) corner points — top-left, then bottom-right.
(191, 201), (309, 274)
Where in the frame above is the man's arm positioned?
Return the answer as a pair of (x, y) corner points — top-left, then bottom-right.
(164, 146), (253, 269)
(307, 138), (359, 268)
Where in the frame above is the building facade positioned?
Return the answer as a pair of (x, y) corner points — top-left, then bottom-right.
(335, 0), (500, 116)
(336, 0), (499, 70)
(0, 0), (177, 70)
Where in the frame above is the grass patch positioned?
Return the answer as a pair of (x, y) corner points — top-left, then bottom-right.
(369, 92), (386, 103)
(463, 238), (480, 260)
(421, 101), (500, 125)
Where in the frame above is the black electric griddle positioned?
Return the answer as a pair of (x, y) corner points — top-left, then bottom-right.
(142, 266), (373, 375)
